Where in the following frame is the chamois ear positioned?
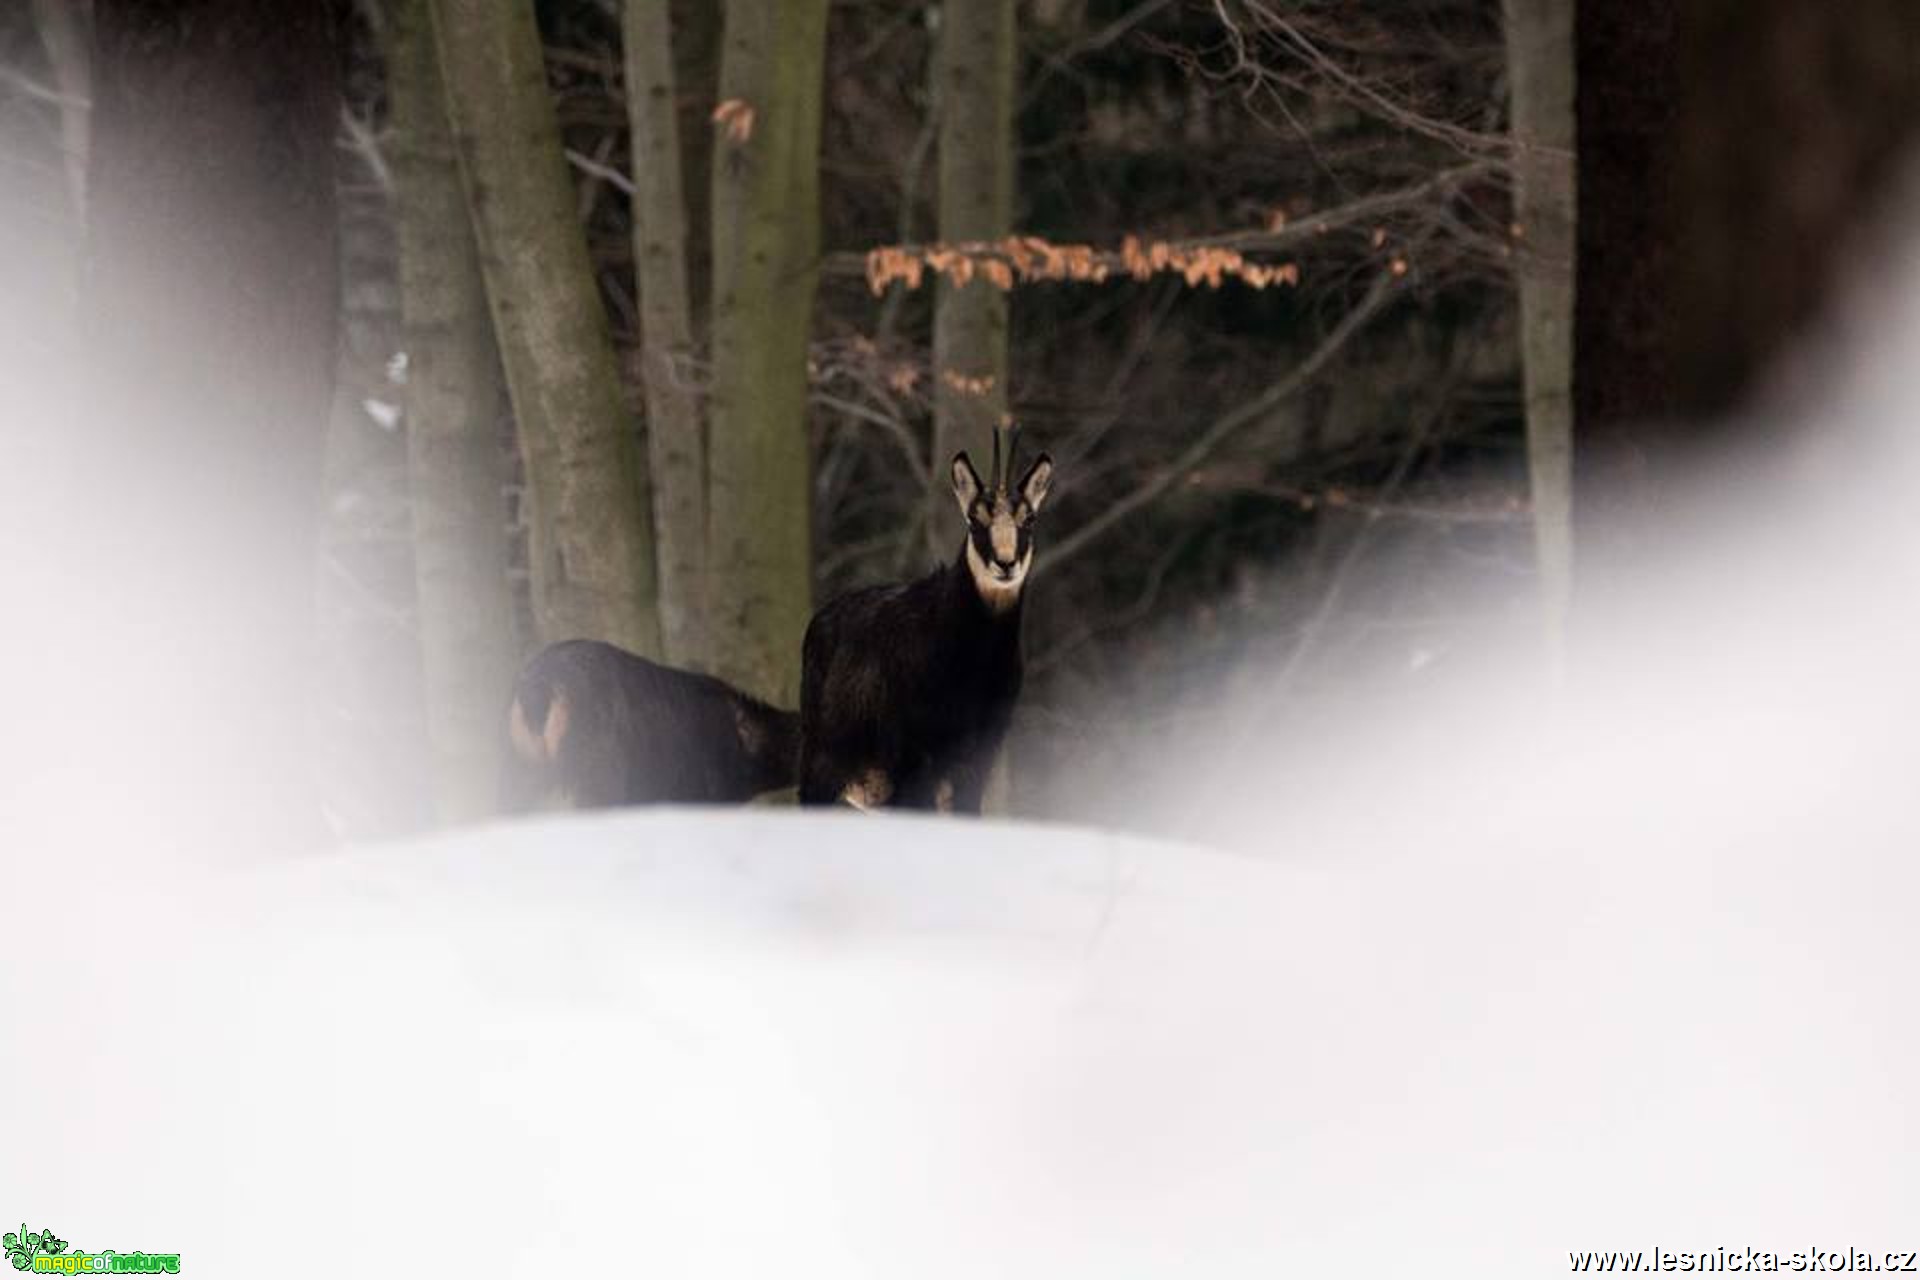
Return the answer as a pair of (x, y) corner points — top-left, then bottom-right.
(1017, 453), (1054, 513)
(951, 451), (983, 515)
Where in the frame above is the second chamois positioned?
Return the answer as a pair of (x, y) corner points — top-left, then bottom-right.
(798, 434), (1054, 812)
(500, 639), (799, 812)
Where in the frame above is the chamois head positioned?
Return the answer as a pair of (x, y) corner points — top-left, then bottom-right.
(951, 429), (1053, 612)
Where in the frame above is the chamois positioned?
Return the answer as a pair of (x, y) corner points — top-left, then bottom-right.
(499, 639), (800, 812)
(798, 433), (1054, 812)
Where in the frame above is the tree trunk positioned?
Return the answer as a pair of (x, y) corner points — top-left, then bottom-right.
(8, 0), (89, 672)
(928, 0), (1016, 561)
(80, 0), (340, 851)
(1503, 0), (1575, 659)
(705, 0), (829, 702)
(9, 1), (85, 343)
(625, 0), (707, 666)
(670, 0), (721, 333)
(430, 0), (662, 658)
(29, 0), (90, 223)
(1667, 0), (1920, 420)
(389, 0), (519, 824)
(931, 0), (1019, 807)
(1572, 4), (1678, 559)
(1574, 2), (1920, 566)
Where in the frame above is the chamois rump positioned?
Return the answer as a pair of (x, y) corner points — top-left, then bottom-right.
(799, 435), (1053, 812)
(499, 639), (799, 812)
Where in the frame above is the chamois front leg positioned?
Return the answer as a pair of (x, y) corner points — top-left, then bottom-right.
(798, 729), (894, 810)
(799, 711), (897, 811)
(916, 733), (999, 816)
(797, 754), (839, 806)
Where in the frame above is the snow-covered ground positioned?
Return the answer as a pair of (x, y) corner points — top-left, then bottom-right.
(4, 774), (1916, 1276)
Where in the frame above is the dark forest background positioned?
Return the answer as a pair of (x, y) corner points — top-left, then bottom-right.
(1, 0), (1915, 849)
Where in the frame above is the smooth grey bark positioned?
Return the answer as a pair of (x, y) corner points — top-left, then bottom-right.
(669, 0), (720, 332)
(390, 0), (518, 823)
(625, 0), (707, 666)
(929, 0), (1019, 809)
(1504, 0), (1576, 658)
(928, 0), (1016, 560)
(705, 0), (829, 702)
(430, 0), (662, 657)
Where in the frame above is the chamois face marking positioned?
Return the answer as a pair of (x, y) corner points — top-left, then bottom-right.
(952, 451), (1053, 614)
(841, 767), (893, 811)
(933, 778), (955, 813)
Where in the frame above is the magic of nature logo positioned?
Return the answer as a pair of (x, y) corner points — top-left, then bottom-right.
(4, 1224), (180, 1274)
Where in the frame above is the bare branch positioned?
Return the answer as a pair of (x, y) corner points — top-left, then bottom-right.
(1228, 483), (1528, 525)
(1023, 0), (1181, 106)
(1254, 344), (1468, 704)
(1208, 0), (1515, 160)
(821, 161), (1502, 281)
(1041, 272), (1399, 578)
(564, 145), (635, 197)
(810, 390), (927, 477)
(0, 64), (86, 109)
(338, 106), (392, 194)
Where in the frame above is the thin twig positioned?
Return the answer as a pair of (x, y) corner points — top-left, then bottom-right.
(338, 106), (392, 194)
(574, 132), (618, 219)
(1041, 272), (1398, 579)
(1231, 484), (1528, 525)
(1060, 277), (1183, 470)
(1213, 0), (1517, 160)
(565, 146), (635, 197)
(1029, 527), (1196, 676)
(810, 390), (926, 477)
(1257, 338), (1469, 704)
(1022, 0), (1180, 108)
(0, 65), (86, 109)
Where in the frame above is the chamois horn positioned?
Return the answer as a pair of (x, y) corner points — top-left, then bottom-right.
(992, 418), (1019, 490)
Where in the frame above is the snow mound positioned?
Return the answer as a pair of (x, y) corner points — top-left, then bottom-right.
(5, 802), (1914, 1276)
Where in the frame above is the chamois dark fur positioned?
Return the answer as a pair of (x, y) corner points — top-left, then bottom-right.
(798, 444), (1053, 813)
(499, 639), (799, 812)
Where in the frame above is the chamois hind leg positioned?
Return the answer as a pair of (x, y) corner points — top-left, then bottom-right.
(940, 762), (990, 816)
(796, 619), (844, 807)
(942, 770), (986, 816)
